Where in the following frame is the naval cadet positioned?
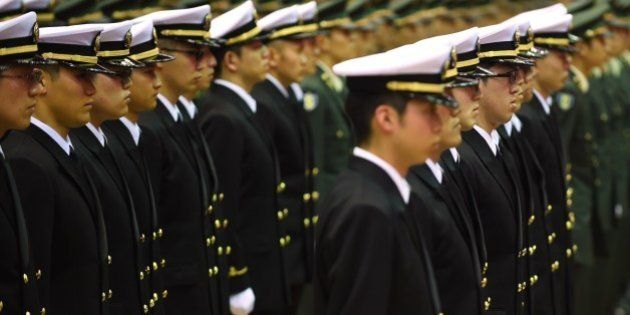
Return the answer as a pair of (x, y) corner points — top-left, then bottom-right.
(456, 21), (532, 314)
(251, 5), (316, 313)
(197, 1), (291, 313)
(0, 11), (49, 315)
(102, 18), (175, 315)
(498, 13), (559, 315)
(4, 24), (113, 314)
(136, 5), (227, 315)
(403, 28), (486, 315)
(314, 43), (458, 315)
(68, 21), (153, 315)
(517, 10), (577, 315)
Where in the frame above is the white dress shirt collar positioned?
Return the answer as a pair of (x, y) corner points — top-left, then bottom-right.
(290, 83), (304, 101)
(119, 117), (142, 146)
(533, 89), (553, 115)
(178, 96), (198, 119)
(473, 125), (500, 156)
(86, 123), (106, 147)
(353, 147), (411, 204)
(30, 117), (73, 156)
(504, 119), (514, 137)
(215, 79), (257, 113)
(425, 158), (444, 184)
(266, 74), (289, 99)
(0, 144), (4, 157)
(449, 147), (460, 163)
(157, 94), (182, 122)
(511, 114), (523, 132)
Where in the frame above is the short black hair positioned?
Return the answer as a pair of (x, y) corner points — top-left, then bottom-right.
(214, 45), (243, 77)
(345, 91), (410, 145)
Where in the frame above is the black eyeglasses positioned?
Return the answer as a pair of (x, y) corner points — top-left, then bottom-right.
(488, 69), (520, 85)
(162, 48), (205, 64)
(0, 68), (43, 86)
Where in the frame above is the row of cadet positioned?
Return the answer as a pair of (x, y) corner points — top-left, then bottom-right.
(0, 0), (628, 314)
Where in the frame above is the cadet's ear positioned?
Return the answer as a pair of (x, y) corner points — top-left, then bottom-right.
(223, 49), (240, 73)
(372, 104), (400, 136)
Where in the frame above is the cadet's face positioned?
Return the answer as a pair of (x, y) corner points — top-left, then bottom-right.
(0, 66), (45, 132)
(395, 99), (442, 165)
(301, 37), (317, 76)
(158, 42), (202, 96)
(436, 105), (462, 151)
(360, 30), (377, 56)
(535, 50), (571, 94)
(129, 65), (162, 113)
(521, 65), (538, 103)
(479, 64), (523, 127)
(271, 39), (306, 85)
(92, 72), (131, 122)
(198, 47), (217, 91)
(44, 67), (96, 128)
(239, 40), (269, 85)
(448, 85), (481, 131)
(328, 29), (355, 63)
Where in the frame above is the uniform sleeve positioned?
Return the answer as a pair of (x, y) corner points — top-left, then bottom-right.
(319, 204), (394, 315)
(198, 113), (251, 293)
(8, 158), (55, 309)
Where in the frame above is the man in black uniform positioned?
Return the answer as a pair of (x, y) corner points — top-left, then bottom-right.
(405, 28), (486, 315)
(457, 22), (533, 314)
(314, 44), (457, 315)
(4, 24), (113, 314)
(69, 21), (159, 314)
(137, 5), (227, 315)
(102, 18), (174, 315)
(196, 2), (288, 313)
(0, 11), (48, 315)
(517, 12), (576, 315)
(252, 5), (315, 314)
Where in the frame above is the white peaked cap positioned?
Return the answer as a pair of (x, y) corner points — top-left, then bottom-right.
(138, 5), (211, 27)
(39, 24), (103, 46)
(297, 1), (317, 22)
(479, 22), (518, 46)
(531, 13), (572, 34)
(0, 0), (20, 13)
(334, 44), (452, 77)
(22, 0), (51, 10)
(518, 3), (567, 19)
(95, 21), (133, 43)
(0, 11), (36, 41)
(426, 27), (479, 54)
(130, 19), (154, 47)
(211, 0), (257, 40)
(258, 5), (299, 32)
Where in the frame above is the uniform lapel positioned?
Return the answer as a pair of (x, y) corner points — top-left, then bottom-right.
(26, 125), (97, 212)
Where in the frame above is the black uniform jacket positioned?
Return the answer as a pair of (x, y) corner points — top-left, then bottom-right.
(519, 95), (573, 315)
(498, 125), (560, 315)
(0, 146), (40, 315)
(459, 129), (525, 314)
(314, 156), (440, 315)
(408, 163), (482, 315)
(176, 100), (234, 315)
(252, 78), (315, 285)
(70, 126), (150, 315)
(139, 100), (216, 315)
(4, 125), (108, 315)
(103, 120), (168, 315)
(195, 83), (290, 312)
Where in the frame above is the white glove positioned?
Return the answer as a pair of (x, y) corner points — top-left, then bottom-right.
(230, 287), (255, 315)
